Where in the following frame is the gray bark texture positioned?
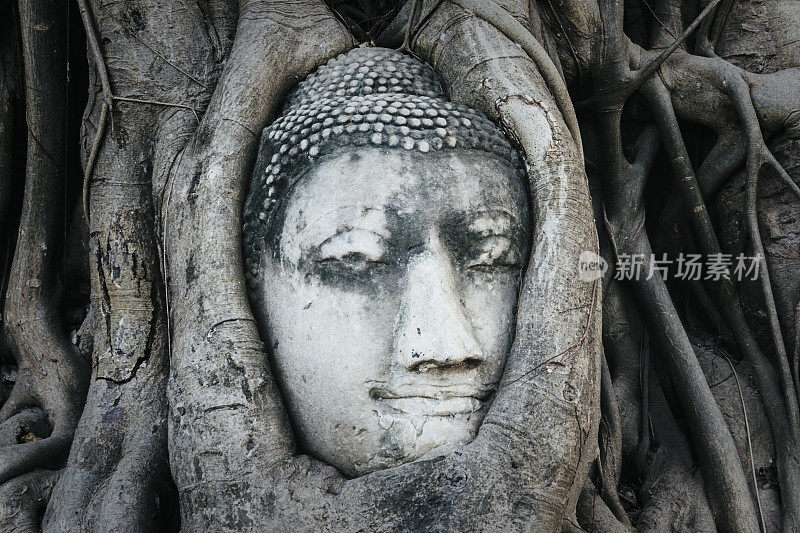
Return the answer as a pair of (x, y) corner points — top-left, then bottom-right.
(0, 0), (798, 531)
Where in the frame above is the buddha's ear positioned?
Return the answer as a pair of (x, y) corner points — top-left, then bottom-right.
(412, 3), (600, 531)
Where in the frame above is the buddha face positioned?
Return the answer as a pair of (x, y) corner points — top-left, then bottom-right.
(254, 146), (529, 477)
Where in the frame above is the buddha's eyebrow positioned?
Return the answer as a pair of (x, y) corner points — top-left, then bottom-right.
(316, 226), (391, 247)
(288, 204), (389, 244)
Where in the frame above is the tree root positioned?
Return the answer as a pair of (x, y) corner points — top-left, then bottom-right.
(597, 355), (630, 524)
(40, 0), (221, 526)
(636, 371), (717, 532)
(639, 61), (800, 529)
(728, 72), (800, 408)
(443, 0), (584, 159)
(161, 2), (353, 528)
(0, 469), (59, 533)
(590, 5), (762, 523)
(577, 0), (800, 526)
(576, 481), (632, 532)
(0, 11), (20, 301)
(723, 353), (767, 530)
(602, 279), (648, 473)
(696, 0), (735, 57)
(0, 408), (48, 447)
(0, 0), (88, 487)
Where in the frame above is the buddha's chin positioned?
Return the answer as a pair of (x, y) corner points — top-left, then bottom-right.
(343, 409), (486, 477)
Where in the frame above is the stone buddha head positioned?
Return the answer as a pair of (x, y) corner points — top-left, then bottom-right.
(244, 47), (529, 477)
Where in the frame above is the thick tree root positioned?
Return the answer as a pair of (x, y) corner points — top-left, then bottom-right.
(0, 470), (58, 533)
(0, 10), (19, 286)
(0, 0), (88, 488)
(40, 0), (218, 527)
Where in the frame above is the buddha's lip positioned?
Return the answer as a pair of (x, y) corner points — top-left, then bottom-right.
(377, 396), (484, 416)
(368, 384), (493, 402)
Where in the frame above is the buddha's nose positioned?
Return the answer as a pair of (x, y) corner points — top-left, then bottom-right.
(393, 238), (484, 372)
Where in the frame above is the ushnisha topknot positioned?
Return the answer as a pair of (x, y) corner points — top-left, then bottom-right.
(243, 46), (523, 295)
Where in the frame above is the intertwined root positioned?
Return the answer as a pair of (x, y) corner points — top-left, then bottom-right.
(585, 0), (800, 527)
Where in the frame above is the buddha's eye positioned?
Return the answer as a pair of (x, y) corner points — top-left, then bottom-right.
(317, 251), (388, 272)
(314, 230), (389, 272)
(465, 236), (522, 272)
